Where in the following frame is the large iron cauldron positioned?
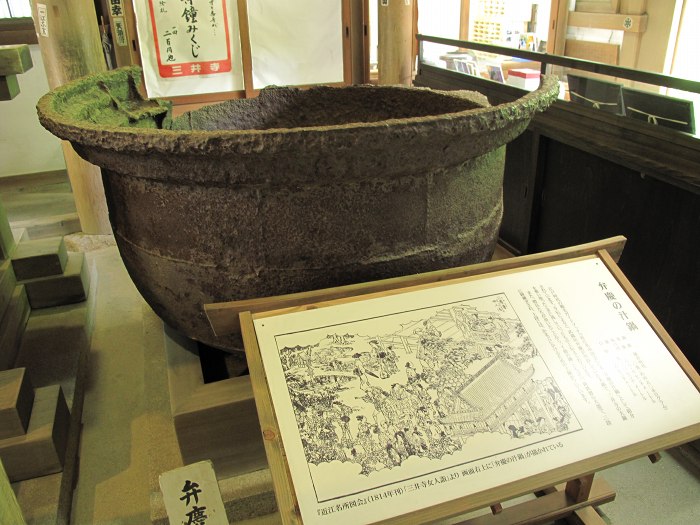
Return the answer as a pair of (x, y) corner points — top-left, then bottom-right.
(38, 66), (558, 350)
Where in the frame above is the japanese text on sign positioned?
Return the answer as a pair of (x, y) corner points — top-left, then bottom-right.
(159, 461), (227, 525)
(147, 0), (231, 78)
(110, 0), (124, 17)
(181, 479), (207, 524)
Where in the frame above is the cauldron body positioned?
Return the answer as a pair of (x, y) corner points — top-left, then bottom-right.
(38, 67), (559, 350)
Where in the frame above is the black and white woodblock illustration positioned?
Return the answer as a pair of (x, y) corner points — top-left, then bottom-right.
(279, 294), (578, 478)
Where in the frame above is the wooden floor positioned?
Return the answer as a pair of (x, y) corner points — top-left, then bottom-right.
(3, 170), (700, 524)
(0, 170), (80, 240)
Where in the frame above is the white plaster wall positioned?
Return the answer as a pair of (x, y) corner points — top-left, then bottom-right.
(636, 0), (683, 74)
(0, 45), (65, 178)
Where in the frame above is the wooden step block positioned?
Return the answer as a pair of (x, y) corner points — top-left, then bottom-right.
(21, 252), (89, 309)
(0, 258), (17, 321)
(0, 201), (15, 260)
(0, 368), (34, 440)
(0, 44), (33, 76)
(0, 285), (30, 371)
(12, 212), (81, 241)
(0, 75), (20, 101)
(0, 384), (70, 482)
(0, 459), (26, 525)
(11, 237), (68, 280)
(0, 44), (32, 101)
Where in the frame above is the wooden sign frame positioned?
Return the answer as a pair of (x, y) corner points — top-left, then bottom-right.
(223, 237), (700, 524)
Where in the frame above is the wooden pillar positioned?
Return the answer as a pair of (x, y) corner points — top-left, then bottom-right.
(552, 0), (569, 56)
(30, 0), (112, 235)
(377, 0), (413, 85)
(459, 0), (471, 41)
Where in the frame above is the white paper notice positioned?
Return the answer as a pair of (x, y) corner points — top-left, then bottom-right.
(133, 0), (245, 98)
(247, 0), (344, 89)
(253, 258), (700, 525)
(36, 4), (49, 37)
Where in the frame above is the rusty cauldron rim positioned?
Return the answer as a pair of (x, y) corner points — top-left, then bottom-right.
(36, 66), (560, 157)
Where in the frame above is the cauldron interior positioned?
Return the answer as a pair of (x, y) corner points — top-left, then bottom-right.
(170, 86), (485, 131)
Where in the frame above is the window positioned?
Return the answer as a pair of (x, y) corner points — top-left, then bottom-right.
(0, 0), (31, 18)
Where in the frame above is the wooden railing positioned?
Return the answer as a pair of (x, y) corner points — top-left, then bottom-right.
(416, 34), (700, 96)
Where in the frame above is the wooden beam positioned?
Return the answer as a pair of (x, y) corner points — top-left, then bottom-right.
(568, 11), (648, 32)
(449, 478), (615, 524)
(620, 0), (647, 15)
(576, 0), (621, 14)
(565, 39), (619, 65)
(0, 18), (37, 45)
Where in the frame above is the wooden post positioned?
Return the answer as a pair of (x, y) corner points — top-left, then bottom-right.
(236, 0), (256, 99)
(377, 0), (413, 85)
(30, 0), (112, 235)
(459, 0), (471, 41)
(618, 0), (647, 70)
(565, 474), (595, 503)
(552, 0), (569, 56)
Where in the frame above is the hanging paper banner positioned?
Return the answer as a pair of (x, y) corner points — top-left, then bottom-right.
(133, 0), (244, 98)
(147, 0), (232, 78)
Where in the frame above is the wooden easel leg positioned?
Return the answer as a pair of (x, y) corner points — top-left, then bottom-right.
(452, 477), (615, 525)
(565, 474), (595, 503)
(648, 452), (662, 463)
(567, 505), (607, 525)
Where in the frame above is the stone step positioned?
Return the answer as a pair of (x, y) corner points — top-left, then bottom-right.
(20, 252), (89, 310)
(0, 384), (70, 482)
(0, 285), (30, 371)
(11, 212), (81, 241)
(0, 367), (34, 440)
(11, 236), (68, 280)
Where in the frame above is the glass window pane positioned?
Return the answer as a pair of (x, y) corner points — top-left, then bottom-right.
(1, 0), (32, 18)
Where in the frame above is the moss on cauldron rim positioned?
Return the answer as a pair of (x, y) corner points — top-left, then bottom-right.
(44, 66), (170, 129)
(37, 65), (560, 147)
